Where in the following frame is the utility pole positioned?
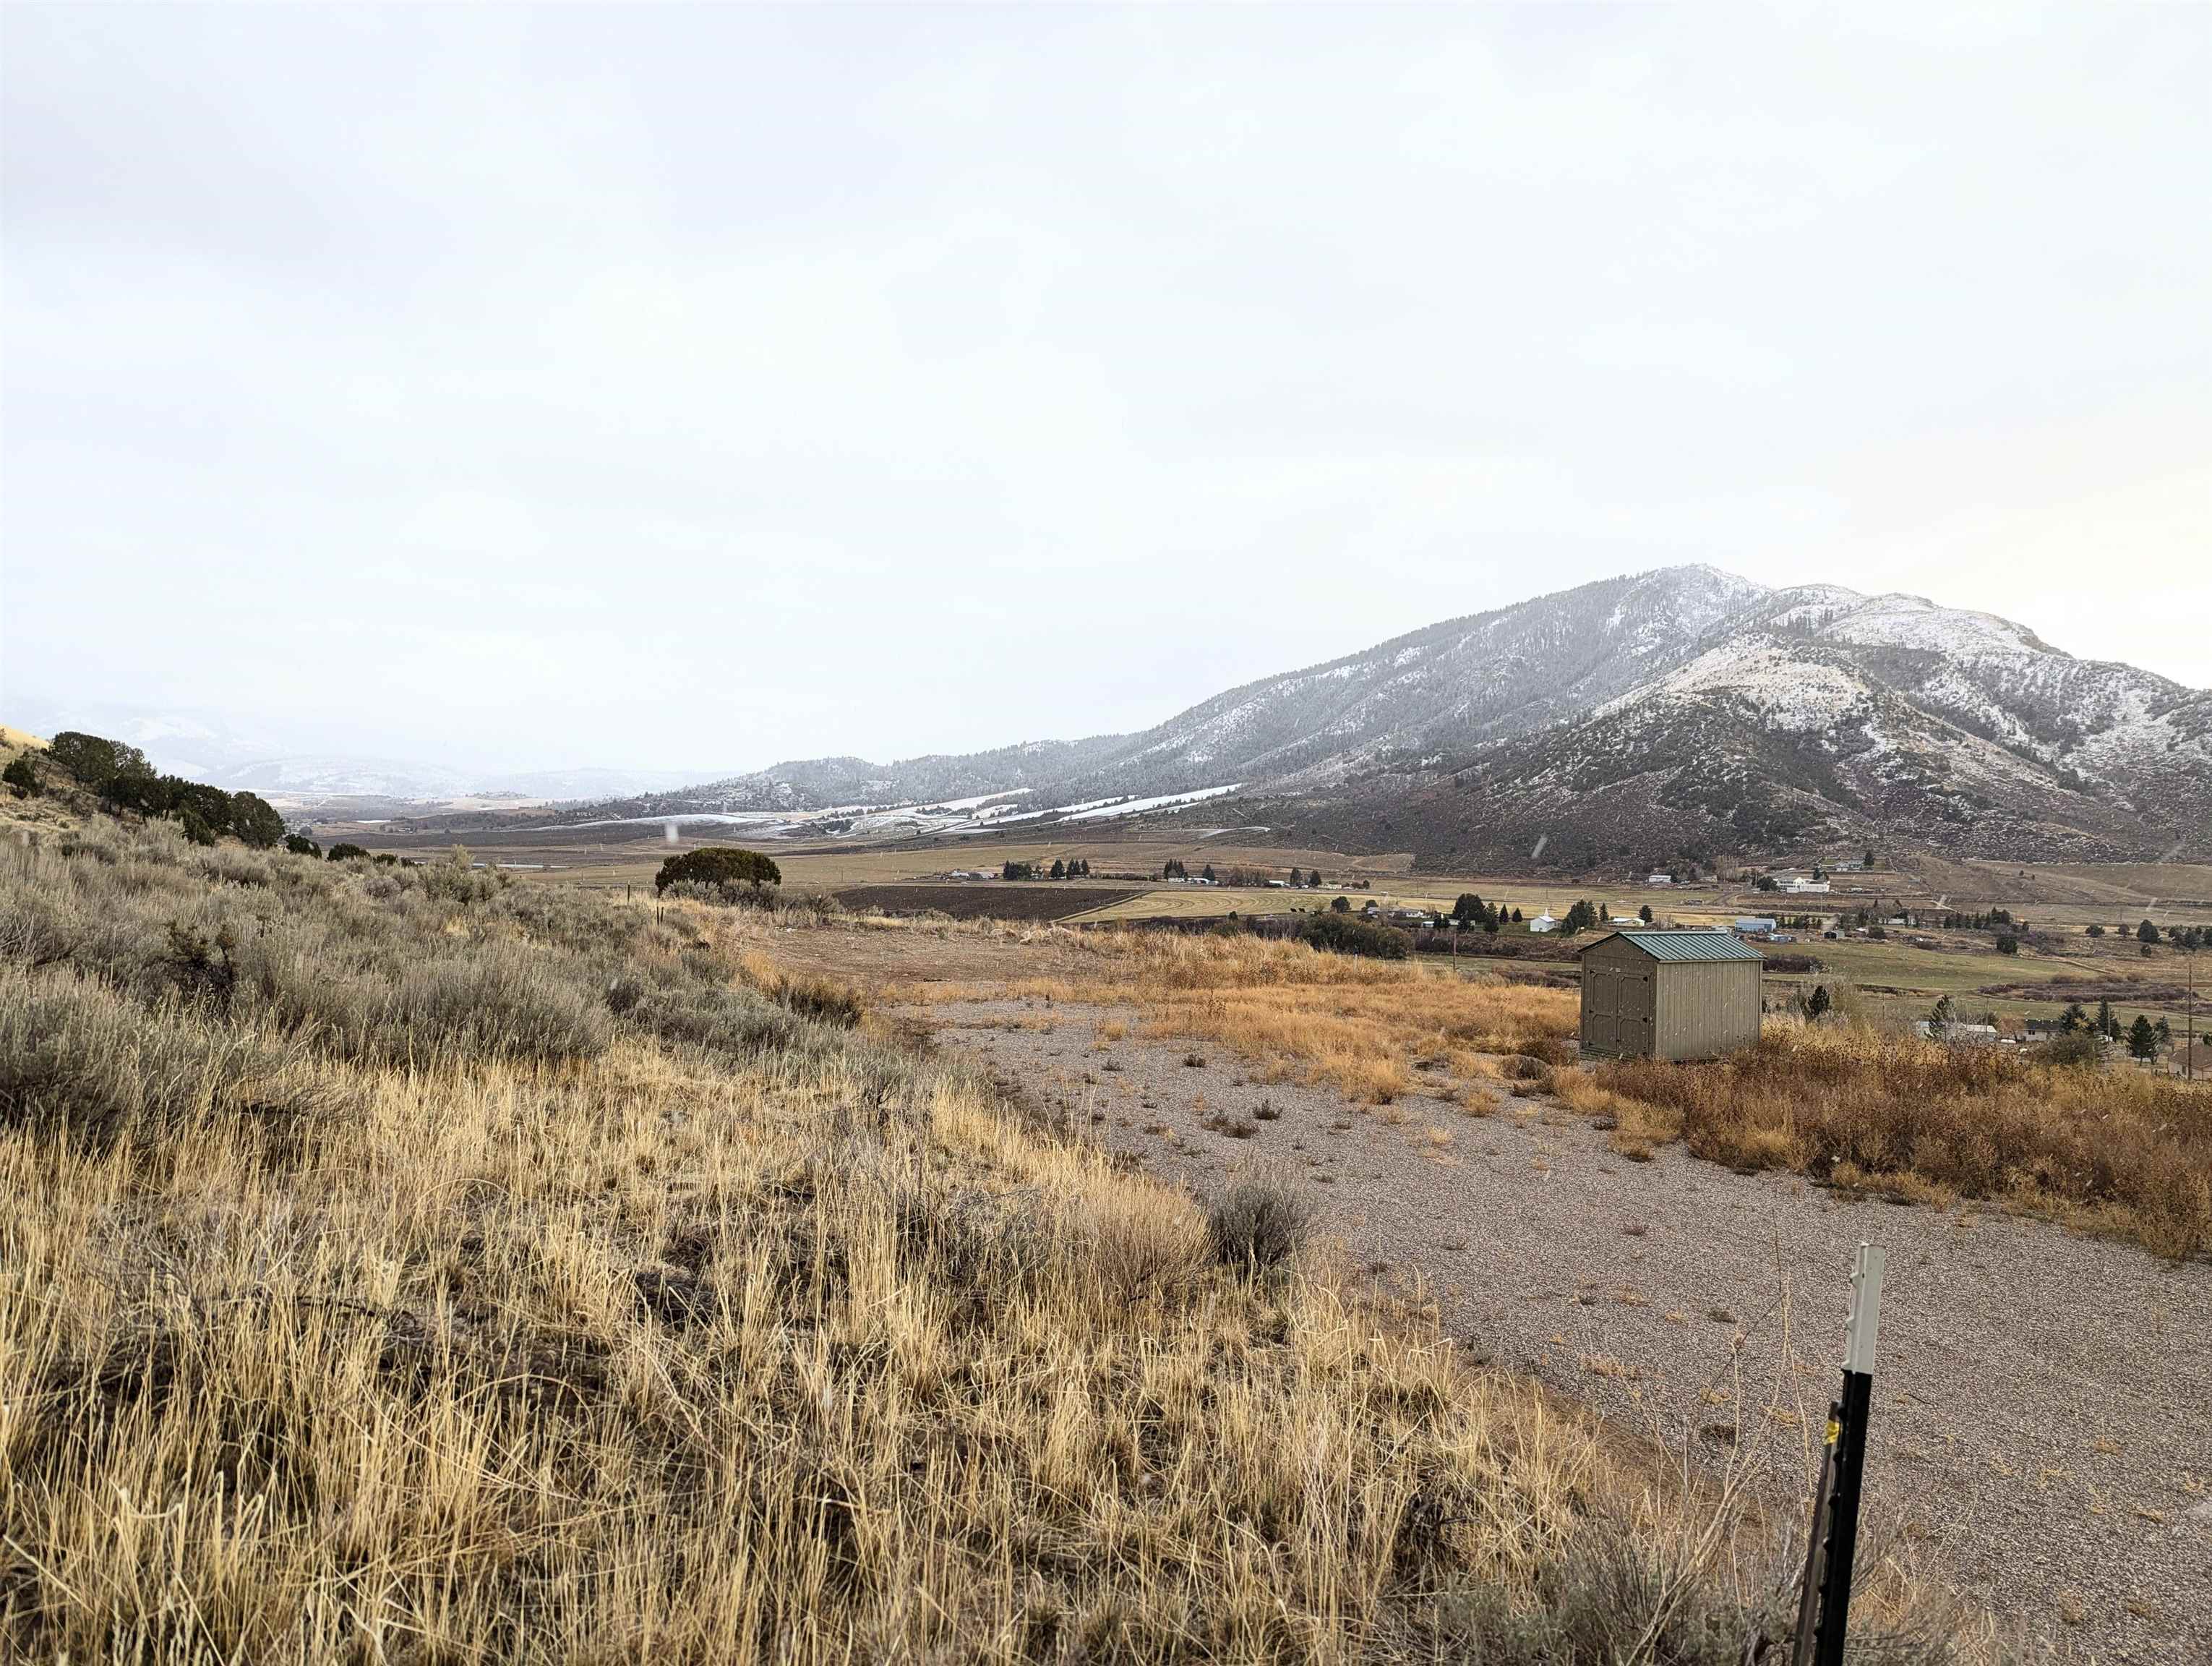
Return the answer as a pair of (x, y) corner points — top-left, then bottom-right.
(1793, 1244), (1885, 1666)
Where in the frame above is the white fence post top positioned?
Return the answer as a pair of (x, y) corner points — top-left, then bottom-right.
(1843, 1242), (1885, 1375)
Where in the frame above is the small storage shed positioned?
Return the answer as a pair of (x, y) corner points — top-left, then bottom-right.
(1577, 928), (1763, 1061)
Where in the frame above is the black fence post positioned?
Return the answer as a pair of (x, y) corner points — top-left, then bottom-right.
(1793, 1242), (1885, 1666)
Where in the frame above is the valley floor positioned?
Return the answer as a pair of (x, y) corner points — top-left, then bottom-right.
(878, 992), (2211, 1666)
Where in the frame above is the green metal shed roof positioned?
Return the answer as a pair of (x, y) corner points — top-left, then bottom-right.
(1578, 928), (1765, 963)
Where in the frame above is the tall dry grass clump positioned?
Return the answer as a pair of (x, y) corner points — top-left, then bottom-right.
(1573, 1025), (2212, 1258)
(0, 818), (1968, 1661)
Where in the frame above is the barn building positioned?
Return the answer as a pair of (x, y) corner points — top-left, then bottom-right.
(1576, 928), (1764, 1061)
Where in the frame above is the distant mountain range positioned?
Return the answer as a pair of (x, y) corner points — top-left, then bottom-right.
(557, 566), (2212, 865)
(0, 698), (705, 805)
(17, 568), (2208, 863)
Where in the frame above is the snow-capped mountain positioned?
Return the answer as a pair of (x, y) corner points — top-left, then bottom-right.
(610, 566), (2207, 863)
(1049, 565), (1768, 798)
(1302, 579), (2212, 866)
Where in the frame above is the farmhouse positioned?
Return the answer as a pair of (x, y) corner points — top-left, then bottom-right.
(1916, 1020), (1999, 1045)
(1577, 928), (1764, 1061)
(1782, 876), (1832, 894)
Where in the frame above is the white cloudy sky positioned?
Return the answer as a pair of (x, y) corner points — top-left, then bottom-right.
(4, 3), (2207, 774)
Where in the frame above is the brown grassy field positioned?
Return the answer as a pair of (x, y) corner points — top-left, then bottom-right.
(0, 810), (1985, 1662)
(1554, 1027), (2212, 1259)
(888, 928), (1580, 1106)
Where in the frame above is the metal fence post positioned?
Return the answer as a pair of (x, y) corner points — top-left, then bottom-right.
(1792, 1242), (1885, 1666)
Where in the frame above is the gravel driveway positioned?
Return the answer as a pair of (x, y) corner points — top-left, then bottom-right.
(924, 999), (2212, 1665)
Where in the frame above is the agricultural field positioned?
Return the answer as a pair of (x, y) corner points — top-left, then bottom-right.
(292, 794), (2211, 1048)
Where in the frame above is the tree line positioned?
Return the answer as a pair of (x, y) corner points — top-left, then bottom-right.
(7, 731), (285, 849)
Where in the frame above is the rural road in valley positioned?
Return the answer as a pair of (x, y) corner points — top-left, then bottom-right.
(924, 999), (2212, 1666)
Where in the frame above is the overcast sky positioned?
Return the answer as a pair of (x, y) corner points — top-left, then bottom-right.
(4, 4), (2207, 774)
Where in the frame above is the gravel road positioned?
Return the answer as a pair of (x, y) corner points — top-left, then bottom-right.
(925, 999), (2212, 1665)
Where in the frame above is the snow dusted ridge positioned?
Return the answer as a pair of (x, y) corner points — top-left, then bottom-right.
(523, 565), (2202, 861)
(1356, 578), (2211, 865)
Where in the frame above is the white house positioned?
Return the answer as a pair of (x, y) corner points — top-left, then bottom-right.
(1646, 873), (1673, 886)
(1916, 1021), (1998, 1045)
(1782, 876), (1831, 894)
(1527, 911), (1558, 934)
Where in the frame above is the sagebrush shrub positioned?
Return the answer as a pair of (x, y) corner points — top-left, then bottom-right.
(1205, 1170), (1315, 1273)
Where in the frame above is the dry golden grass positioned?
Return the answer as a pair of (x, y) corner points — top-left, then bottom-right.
(895, 931), (1578, 1105)
(1556, 1024), (2212, 1258)
(0, 813), (1979, 1662)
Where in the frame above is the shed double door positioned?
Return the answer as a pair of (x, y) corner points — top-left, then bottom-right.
(1586, 965), (1654, 1057)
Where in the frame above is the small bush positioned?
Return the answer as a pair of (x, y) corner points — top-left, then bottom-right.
(655, 846), (780, 894)
(1295, 912), (1410, 960)
(663, 878), (781, 910)
(1205, 1170), (1315, 1273)
(381, 946), (612, 1067)
(4, 753), (39, 797)
(767, 971), (864, 1028)
(0, 963), (338, 1150)
(2041, 1031), (2101, 1068)
(327, 843), (370, 863)
(283, 833), (320, 858)
(421, 846), (502, 907)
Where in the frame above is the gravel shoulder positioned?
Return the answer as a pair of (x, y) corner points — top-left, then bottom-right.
(922, 997), (2212, 1666)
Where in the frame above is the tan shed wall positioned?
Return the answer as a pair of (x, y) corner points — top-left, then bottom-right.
(1651, 960), (1762, 1061)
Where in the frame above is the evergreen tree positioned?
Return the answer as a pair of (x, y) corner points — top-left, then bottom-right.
(48, 731), (150, 791)
(1806, 984), (1831, 1020)
(1201, 863), (1216, 884)
(229, 790), (286, 849)
(2138, 918), (2160, 945)
(1050, 858), (1066, 879)
(2096, 997), (2115, 1038)
(2127, 1014), (2158, 1059)
(1639, 904), (1654, 923)
(2059, 1001), (2088, 1034)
